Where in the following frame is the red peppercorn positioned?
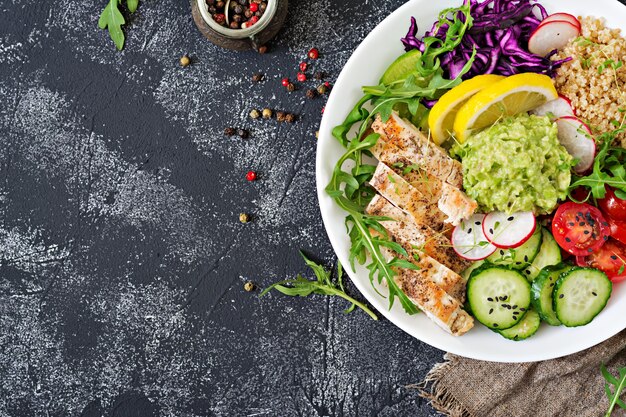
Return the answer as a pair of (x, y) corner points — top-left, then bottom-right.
(246, 171), (257, 181)
(249, 15), (260, 25)
(299, 62), (307, 72)
(321, 106), (325, 114)
(297, 72), (306, 82)
(308, 48), (319, 59)
(249, 2), (259, 12)
(281, 78), (289, 87)
(214, 13), (226, 24)
(324, 81), (331, 88)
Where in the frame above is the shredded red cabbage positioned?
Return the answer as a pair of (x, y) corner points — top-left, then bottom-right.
(401, 0), (572, 79)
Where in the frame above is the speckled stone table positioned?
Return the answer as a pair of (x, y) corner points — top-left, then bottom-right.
(0, 0), (442, 415)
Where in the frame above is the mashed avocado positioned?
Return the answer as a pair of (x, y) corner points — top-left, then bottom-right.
(451, 114), (572, 214)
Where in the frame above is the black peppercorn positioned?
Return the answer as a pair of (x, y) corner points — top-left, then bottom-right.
(207, 0), (215, 4)
(251, 73), (264, 82)
(208, 5), (217, 13)
(229, 21), (239, 29)
(317, 84), (328, 95)
(237, 128), (249, 139)
(244, 9), (253, 18)
(285, 113), (296, 123)
(306, 89), (317, 99)
(255, 11), (262, 17)
(233, 14), (242, 23)
(276, 111), (286, 122)
(258, 45), (268, 54)
(260, 2), (267, 11)
(238, 0), (248, 5)
(314, 71), (325, 80)
(216, 1), (224, 8)
(234, 4), (243, 14)
(286, 82), (295, 92)
(224, 127), (236, 136)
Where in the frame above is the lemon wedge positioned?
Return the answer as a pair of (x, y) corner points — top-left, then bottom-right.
(428, 74), (504, 145)
(453, 73), (558, 143)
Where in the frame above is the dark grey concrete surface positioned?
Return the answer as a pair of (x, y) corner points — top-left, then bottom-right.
(0, 0), (450, 415)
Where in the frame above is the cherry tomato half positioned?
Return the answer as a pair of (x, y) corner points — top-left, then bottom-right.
(577, 238), (626, 282)
(608, 217), (626, 246)
(552, 202), (610, 256)
(598, 186), (626, 222)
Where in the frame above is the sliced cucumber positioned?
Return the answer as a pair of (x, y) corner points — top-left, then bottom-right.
(486, 227), (542, 270)
(380, 49), (425, 85)
(531, 263), (573, 326)
(553, 267), (612, 327)
(461, 260), (484, 281)
(467, 265), (531, 330)
(497, 308), (540, 341)
(523, 227), (562, 281)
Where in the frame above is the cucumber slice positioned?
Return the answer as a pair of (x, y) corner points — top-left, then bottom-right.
(497, 308), (540, 341)
(467, 265), (531, 330)
(461, 260), (484, 281)
(523, 227), (562, 281)
(380, 50), (424, 85)
(531, 263), (572, 326)
(486, 227), (542, 270)
(553, 267), (612, 327)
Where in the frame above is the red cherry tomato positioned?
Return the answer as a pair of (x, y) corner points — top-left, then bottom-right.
(598, 186), (626, 221)
(577, 238), (626, 282)
(552, 202), (610, 256)
(608, 217), (626, 245)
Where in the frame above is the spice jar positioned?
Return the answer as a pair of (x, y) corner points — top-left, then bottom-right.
(192, 0), (288, 51)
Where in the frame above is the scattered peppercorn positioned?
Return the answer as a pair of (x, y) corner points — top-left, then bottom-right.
(258, 45), (268, 54)
(249, 15), (260, 25)
(246, 171), (257, 181)
(229, 21), (240, 29)
(308, 47), (319, 59)
(286, 82), (295, 92)
(297, 72), (306, 82)
(262, 108), (273, 119)
(317, 84), (328, 95)
(285, 113), (296, 123)
(249, 109), (260, 119)
(239, 213), (251, 223)
(324, 81), (331, 88)
(315, 130), (319, 138)
(179, 55), (191, 67)
(249, 2), (258, 12)
(251, 73), (264, 82)
(244, 281), (255, 291)
(213, 13), (226, 24)
(321, 106), (325, 114)
(224, 127), (236, 136)
(299, 62), (308, 72)
(314, 71), (325, 80)
(305, 88), (317, 99)
(276, 111), (286, 122)
(237, 128), (249, 139)
(281, 78), (289, 87)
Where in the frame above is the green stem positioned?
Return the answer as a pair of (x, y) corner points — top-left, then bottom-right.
(606, 375), (626, 417)
(326, 287), (379, 320)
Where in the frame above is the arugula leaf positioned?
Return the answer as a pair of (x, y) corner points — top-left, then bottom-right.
(260, 252), (379, 320)
(98, 0), (141, 50)
(602, 364), (626, 416)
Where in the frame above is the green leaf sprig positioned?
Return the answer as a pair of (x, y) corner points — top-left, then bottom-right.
(569, 115), (626, 201)
(602, 364), (626, 416)
(98, 0), (140, 50)
(260, 252), (379, 320)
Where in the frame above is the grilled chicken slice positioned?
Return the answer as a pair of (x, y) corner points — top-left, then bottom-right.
(371, 139), (477, 226)
(380, 247), (474, 336)
(371, 112), (463, 188)
(366, 194), (470, 275)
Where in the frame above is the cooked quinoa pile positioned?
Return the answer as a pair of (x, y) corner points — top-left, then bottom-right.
(554, 17), (626, 146)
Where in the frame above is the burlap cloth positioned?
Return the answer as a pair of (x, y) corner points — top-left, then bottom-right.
(419, 330), (626, 416)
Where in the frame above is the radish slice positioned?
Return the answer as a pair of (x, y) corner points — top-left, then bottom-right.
(541, 13), (581, 31)
(528, 20), (580, 57)
(559, 94), (576, 115)
(451, 214), (497, 261)
(530, 96), (575, 120)
(482, 211), (536, 249)
(555, 116), (596, 174)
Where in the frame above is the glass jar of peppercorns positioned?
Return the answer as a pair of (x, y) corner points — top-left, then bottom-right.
(192, 0), (288, 51)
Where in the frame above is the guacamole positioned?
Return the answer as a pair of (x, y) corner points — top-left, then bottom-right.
(451, 114), (572, 214)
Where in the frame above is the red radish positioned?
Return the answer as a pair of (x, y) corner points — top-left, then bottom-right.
(451, 214), (497, 261)
(559, 94), (576, 115)
(540, 13), (581, 31)
(528, 20), (580, 57)
(555, 116), (596, 174)
(530, 96), (575, 120)
(482, 211), (536, 249)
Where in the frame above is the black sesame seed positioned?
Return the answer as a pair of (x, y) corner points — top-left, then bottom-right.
(512, 315), (517, 320)
(512, 305), (517, 309)
(525, 270), (531, 274)
(559, 293), (564, 299)
(524, 255), (529, 262)
(467, 228), (472, 234)
(507, 216), (514, 221)
(489, 308), (494, 314)
(475, 221), (481, 225)
(520, 307), (526, 311)
(592, 292), (597, 296)
(515, 261), (522, 265)
(500, 249), (505, 255)
(583, 230), (590, 234)
(487, 297), (493, 301)
(565, 237), (571, 242)
(489, 228), (494, 234)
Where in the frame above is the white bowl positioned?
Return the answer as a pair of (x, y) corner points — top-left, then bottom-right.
(316, 0), (626, 362)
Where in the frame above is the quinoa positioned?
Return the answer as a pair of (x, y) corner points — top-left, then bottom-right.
(554, 17), (626, 146)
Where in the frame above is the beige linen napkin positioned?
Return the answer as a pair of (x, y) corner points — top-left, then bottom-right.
(419, 330), (626, 416)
